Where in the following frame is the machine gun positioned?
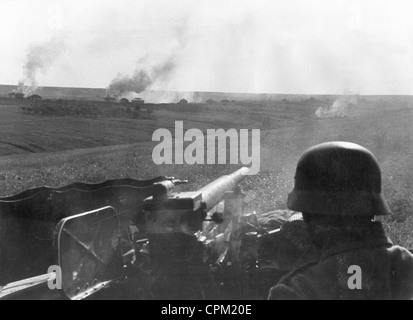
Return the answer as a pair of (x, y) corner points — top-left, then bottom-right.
(0, 167), (297, 300)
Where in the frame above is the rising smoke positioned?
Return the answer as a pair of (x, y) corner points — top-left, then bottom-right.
(106, 70), (152, 98)
(16, 36), (66, 96)
(315, 95), (359, 119)
(105, 58), (178, 99)
(105, 14), (190, 101)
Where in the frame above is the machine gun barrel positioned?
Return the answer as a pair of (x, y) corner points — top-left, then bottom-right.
(199, 167), (249, 211)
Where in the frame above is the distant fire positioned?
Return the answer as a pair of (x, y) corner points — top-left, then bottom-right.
(13, 81), (38, 97)
(15, 36), (66, 98)
(315, 96), (359, 119)
(105, 58), (177, 101)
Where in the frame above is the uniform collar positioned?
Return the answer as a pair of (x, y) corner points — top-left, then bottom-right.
(314, 221), (393, 261)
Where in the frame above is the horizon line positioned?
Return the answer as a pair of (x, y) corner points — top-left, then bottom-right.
(0, 83), (412, 97)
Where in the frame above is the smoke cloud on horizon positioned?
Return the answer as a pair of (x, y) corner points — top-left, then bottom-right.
(105, 58), (178, 99)
(16, 36), (66, 96)
(315, 95), (359, 119)
(2, 0), (413, 95)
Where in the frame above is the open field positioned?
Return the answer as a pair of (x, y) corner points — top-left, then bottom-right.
(0, 93), (412, 248)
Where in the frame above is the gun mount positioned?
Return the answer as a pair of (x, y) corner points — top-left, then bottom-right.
(0, 167), (307, 300)
(0, 167), (275, 300)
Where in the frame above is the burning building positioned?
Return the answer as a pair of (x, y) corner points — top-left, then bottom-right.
(17, 36), (66, 100)
(132, 97), (145, 105)
(27, 94), (42, 100)
(105, 56), (178, 104)
(10, 81), (40, 99)
(8, 92), (25, 99)
(104, 96), (116, 103)
(206, 99), (217, 104)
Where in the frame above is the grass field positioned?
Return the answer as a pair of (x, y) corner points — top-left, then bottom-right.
(0, 94), (412, 248)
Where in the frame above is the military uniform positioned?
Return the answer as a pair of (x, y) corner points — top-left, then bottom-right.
(269, 142), (413, 300)
(268, 221), (413, 300)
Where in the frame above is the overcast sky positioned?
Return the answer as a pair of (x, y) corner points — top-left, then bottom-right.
(1, 0), (413, 94)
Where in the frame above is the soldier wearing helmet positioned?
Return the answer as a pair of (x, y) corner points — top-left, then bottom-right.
(268, 141), (413, 300)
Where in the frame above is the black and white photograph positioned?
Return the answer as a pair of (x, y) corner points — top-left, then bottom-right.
(0, 0), (412, 303)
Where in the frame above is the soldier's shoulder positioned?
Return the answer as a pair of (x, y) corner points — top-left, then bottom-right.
(387, 245), (413, 261)
(387, 245), (413, 275)
(268, 283), (305, 300)
(268, 260), (324, 300)
(386, 245), (413, 299)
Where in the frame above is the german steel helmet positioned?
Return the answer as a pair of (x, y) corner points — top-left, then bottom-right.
(287, 142), (391, 216)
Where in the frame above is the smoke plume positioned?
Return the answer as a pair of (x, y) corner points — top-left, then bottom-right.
(16, 36), (66, 96)
(106, 70), (151, 98)
(105, 17), (189, 100)
(105, 57), (179, 99)
(315, 95), (359, 119)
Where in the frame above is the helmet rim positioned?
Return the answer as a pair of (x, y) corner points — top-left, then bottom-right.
(287, 189), (391, 216)
(288, 141), (391, 216)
